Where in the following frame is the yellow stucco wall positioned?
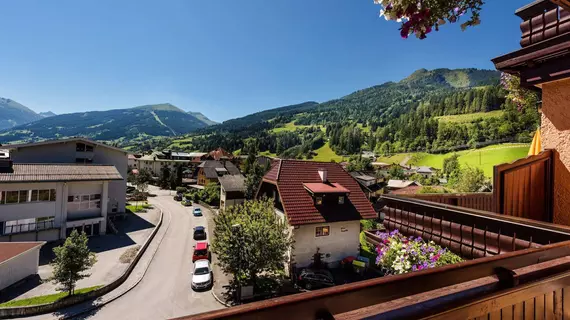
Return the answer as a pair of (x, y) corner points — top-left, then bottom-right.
(541, 79), (570, 225)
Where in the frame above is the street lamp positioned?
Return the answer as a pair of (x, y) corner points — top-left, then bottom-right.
(232, 223), (242, 303)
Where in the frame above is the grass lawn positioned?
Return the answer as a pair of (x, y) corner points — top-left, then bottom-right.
(259, 150), (277, 157)
(412, 143), (530, 177)
(435, 110), (504, 124)
(126, 202), (153, 213)
(271, 121), (325, 133)
(376, 153), (413, 165)
(311, 142), (346, 162)
(0, 286), (102, 307)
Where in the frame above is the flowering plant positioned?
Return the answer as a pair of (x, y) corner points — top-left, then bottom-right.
(374, 0), (484, 39)
(500, 73), (540, 111)
(375, 229), (462, 274)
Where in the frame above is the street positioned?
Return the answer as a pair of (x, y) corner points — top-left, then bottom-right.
(81, 186), (224, 319)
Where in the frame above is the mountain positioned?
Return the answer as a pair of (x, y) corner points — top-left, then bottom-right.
(38, 111), (57, 118)
(0, 98), (44, 130)
(0, 103), (215, 144)
(160, 67), (538, 159)
(188, 112), (217, 126)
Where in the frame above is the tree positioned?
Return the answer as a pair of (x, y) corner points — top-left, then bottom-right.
(133, 169), (150, 208)
(453, 166), (486, 192)
(159, 164), (171, 189)
(203, 182), (220, 205)
(375, 0), (484, 39)
(50, 230), (97, 296)
(442, 154), (460, 178)
(388, 165), (406, 180)
(212, 198), (293, 291)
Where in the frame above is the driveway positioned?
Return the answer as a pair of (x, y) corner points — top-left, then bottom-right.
(2, 208), (159, 303)
(80, 186), (224, 319)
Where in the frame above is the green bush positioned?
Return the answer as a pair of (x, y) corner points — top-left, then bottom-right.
(176, 187), (187, 194)
(360, 219), (377, 231)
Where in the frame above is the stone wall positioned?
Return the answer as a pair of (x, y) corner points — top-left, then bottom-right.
(541, 79), (570, 225)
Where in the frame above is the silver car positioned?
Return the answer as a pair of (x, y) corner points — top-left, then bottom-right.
(191, 259), (212, 290)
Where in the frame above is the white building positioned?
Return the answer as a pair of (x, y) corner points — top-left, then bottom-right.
(257, 160), (377, 269)
(135, 151), (207, 176)
(0, 242), (43, 291)
(1, 138), (128, 242)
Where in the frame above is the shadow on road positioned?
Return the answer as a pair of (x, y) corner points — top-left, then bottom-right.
(0, 275), (42, 303)
(52, 297), (102, 320)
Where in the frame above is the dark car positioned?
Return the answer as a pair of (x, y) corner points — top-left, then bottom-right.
(193, 226), (207, 240)
(297, 269), (334, 290)
(173, 193), (183, 201)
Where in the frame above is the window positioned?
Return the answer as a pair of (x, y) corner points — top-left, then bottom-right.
(76, 143), (86, 152)
(31, 190), (39, 202)
(69, 193), (102, 210)
(0, 191), (4, 204)
(316, 226), (330, 237)
(85, 144), (94, 152)
(315, 196), (323, 205)
(39, 190), (50, 201)
(2, 217), (55, 235)
(76, 158), (93, 163)
(338, 196), (345, 204)
(5, 191), (19, 204)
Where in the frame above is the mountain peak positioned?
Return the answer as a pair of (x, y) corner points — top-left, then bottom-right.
(400, 68), (499, 88)
(133, 103), (185, 113)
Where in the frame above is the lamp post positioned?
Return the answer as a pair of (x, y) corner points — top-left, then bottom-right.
(232, 223), (242, 303)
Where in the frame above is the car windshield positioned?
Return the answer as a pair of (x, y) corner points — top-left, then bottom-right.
(194, 249), (207, 255)
(194, 267), (209, 275)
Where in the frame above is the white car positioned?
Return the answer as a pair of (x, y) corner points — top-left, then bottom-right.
(191, 259), (212, 290)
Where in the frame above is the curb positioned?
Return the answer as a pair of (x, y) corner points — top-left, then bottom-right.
(60, 205), (172, 319)
(211, 290), (232, 308)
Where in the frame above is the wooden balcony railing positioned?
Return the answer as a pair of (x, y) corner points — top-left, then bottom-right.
(399, 192), (493, 212)
(177, 196), (570, 320)
(517, 0), (570, 47)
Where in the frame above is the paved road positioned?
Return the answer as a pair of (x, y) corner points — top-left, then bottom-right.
(83, 187), (223, 320)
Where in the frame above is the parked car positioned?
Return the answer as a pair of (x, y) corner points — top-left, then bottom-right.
(173, 193), (183, 201)
(297, 269), (335, 290)
(192, 241), (210, 262)
(182, 198), (192, 206)
(193, 226), (207, 240)
(191, 259), (212, 291)
(193, 207), (202, 216)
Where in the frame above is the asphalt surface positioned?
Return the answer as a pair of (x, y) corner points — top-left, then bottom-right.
(81, 187), (223, 320)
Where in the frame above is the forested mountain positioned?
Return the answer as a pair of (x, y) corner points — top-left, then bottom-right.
(0, 97), (48, 130)
(156, 68), (538, 159)
(0, 103), (215, 144)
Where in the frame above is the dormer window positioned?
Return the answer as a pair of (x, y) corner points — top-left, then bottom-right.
(338, 196), (345, 204)
(315, 196), (323, 205)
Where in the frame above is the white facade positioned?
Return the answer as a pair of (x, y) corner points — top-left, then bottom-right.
(8, 139), (127, 214)
(0, 181), (109, 242)
(0, 244), (42, 291)
(220, 187), (245, 211)
(291, 220), (360, 268)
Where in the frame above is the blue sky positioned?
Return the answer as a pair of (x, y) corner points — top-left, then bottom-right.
(0, 0), (528, 122)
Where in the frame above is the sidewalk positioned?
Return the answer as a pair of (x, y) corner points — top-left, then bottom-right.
(27, 204), (171, 320)
(202, 205), (234, 307)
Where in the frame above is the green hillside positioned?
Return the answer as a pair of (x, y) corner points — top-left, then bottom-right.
(0, 103), (215, 145)
(412, 143), (530, 177)
(436, 110), (504, 123)
(0, 97), (44, 130)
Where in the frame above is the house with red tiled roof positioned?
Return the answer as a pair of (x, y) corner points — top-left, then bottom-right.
(257, 159), (377, 268)
(208, 147), (234, 161)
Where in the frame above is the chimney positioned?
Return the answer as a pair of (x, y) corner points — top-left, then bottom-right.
(0, 149), (13, 173)
(318, 168), (328, 182)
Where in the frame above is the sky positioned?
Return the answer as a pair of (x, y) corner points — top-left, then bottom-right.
(0, 0), (530, 122)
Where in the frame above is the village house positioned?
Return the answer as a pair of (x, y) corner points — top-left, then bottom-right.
(135, 150), (196, 176)
(0, 242), (44, 292)
(197, 160), (241, 186)
(218, 175), (246, 211)
(0, 138), (127, 241)
(386, 179), (421, 190)
(257, 160), (377, 269)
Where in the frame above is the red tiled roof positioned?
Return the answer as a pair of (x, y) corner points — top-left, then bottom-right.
(264, 160), (376, 225)
(0, 242), (43, 265)
(208, 148), (234, 161)
(304, 182), (350, 194)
